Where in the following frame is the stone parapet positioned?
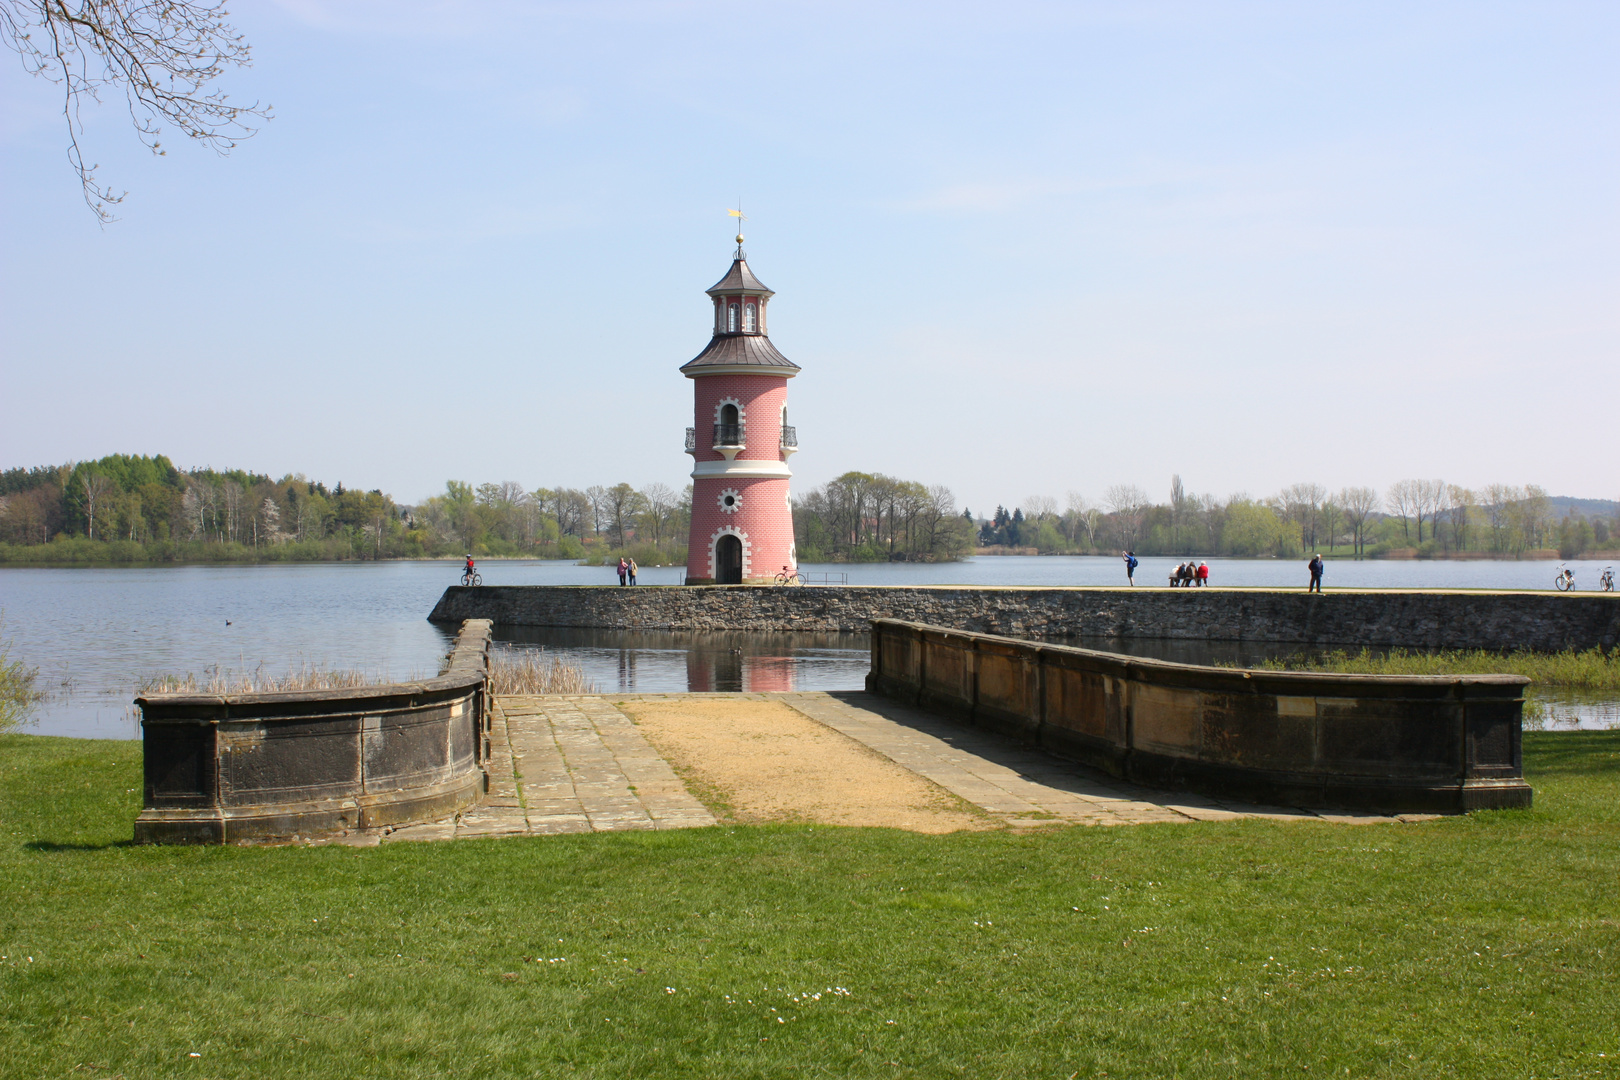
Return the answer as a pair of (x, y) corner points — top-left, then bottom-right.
(866, 619), (1533, 813)
(427, 585), (1620, 653)
(133, 620), (493, 844)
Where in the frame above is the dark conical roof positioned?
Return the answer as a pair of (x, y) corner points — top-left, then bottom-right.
(681, 333), (800, 375)
(706, 257), (773, 297)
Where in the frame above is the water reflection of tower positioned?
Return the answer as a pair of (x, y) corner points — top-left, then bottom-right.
(617, 646), (636, 689)
(743, 655), (794, 692)
(681, 635), (796, 692)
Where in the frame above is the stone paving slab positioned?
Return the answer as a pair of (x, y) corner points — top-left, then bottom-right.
(766, 691), (1418, 827)
(379, 695), (715, 843)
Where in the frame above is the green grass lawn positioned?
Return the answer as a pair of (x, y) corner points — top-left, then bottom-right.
(3, 734), (1617, 1079)
(1251, 647), (1620, 692)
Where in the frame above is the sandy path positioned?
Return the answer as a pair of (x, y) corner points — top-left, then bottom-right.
(615, 697), (990, 833)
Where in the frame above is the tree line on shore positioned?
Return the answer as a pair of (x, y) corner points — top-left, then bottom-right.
(3, 456), (1613, 564)
(384, 470), (975, 564)
(0, 457), (695, 566)
(0, 455), (975, 566)
(0, 456), (403, 563)
(0, 456), (978, 566)
(974, 478), (1618, 560)
(407, 480), (692, 565)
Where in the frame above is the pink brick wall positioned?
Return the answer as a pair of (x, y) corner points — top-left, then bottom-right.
(688, 476), (795, 582)
(690, 374), (789, 464)
(686, 371), (796, 582)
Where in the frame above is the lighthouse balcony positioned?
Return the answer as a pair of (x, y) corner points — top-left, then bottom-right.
(780, 425), (798, 457)
(703, 422), (743, 460)
(686, 424), (748, 459)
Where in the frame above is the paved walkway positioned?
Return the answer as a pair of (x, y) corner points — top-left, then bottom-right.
(377, 691), (1426, 843)
(380, 695), (715, 842)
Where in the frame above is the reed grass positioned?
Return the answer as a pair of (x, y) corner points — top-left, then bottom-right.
(0, 616), (43, 733)
(1253, 646), (1620, 690)
(487, 647), (597, 695)
(131, 649), (594, 700)
(135, 663), (401, 696)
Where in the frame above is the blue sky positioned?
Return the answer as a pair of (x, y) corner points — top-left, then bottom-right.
(2, 1), (1615, 513)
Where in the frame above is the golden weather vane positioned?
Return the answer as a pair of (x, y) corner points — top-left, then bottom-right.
(727, 201), (746, 247)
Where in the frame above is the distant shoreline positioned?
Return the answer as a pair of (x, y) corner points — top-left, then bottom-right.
(3, 550), (1618, 570)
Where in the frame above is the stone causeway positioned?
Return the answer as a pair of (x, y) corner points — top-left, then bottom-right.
(356, 691), (1433, 844)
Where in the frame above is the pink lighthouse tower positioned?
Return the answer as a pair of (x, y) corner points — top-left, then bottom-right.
(682, 234), (800, 584)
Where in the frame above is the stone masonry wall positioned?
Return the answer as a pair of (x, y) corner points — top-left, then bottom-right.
(429, 586), (1620, 652)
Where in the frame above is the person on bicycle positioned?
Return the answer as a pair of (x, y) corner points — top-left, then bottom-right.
(464, 554), (475, 581)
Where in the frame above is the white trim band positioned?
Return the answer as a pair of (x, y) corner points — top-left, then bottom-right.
(691, 460), (793, 480)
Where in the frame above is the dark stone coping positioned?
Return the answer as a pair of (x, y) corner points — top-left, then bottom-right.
(427, 585), (1620, 653)
(866, 619), (1532, 813)
(133, 620), (492, 844)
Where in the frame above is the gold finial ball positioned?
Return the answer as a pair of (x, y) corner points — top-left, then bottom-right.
(736, 233), (745, 245)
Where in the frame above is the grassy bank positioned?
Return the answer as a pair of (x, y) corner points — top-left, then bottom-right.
(1255, 647), (1620, 691)
(2, 733), (1618, 1077)
(580, 542), (688, 569)
(0, 537), (416, 565)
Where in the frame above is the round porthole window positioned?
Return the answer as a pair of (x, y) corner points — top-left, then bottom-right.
(718, 488), (741, 514)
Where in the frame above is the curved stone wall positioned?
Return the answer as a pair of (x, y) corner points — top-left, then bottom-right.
(428, 585), (1620, 653)
(134, 620), (492, 844)
(867, 619), (1532, 813)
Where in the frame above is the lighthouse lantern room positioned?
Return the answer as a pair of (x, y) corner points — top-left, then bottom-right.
(682, 237), (800, 584)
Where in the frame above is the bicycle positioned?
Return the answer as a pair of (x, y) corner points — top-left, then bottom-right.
(1554, 564), (1575, 592)
(1601, 567), (1615, 592)
(773, 568), (805, 586)
(461, 569), (482, 587)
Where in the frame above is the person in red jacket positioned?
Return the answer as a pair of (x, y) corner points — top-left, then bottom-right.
(1197, 561), (1209, 586)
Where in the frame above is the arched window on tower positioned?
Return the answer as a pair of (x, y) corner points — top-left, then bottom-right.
(717, 402), (742, 446)
(727, 304), (739, 332)
(744, 303), (756, 332)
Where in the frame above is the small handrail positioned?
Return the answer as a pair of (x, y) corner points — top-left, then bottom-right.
(684, 427), (697, 452)
(714, 422), (744, 446)
(780, 425), (798, 447)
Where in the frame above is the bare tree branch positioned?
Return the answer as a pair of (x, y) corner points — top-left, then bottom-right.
(1, 0), (270, 222)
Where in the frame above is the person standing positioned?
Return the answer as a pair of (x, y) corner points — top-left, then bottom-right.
(617, 557), (628, 586)
(628, 558), (638, 585)
(1307, 553), (1324, 592)
(1123, 550), (1138, 586)
(1197, 561), (1210, 587)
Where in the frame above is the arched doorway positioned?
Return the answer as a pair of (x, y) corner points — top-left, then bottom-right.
(715, 534), (743, 584)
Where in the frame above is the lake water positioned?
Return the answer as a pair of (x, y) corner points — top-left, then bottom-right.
(1, 556), (1614, 739)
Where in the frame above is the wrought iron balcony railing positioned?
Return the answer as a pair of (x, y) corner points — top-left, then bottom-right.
(684, 427), (697, 452)
(780, 425), (798, 448)
(714, 423), (744, 447)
